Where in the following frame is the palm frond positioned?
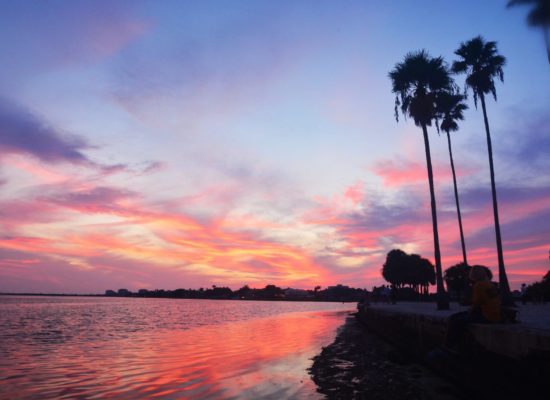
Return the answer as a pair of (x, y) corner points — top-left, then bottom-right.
(389, 50), (453, 127)
(452, 36), (506, 104)
(436, 90), (468, 134)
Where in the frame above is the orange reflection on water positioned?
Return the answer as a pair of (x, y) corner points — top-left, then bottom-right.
(2, 310), (348, 399)
(112, 311), (345, 399)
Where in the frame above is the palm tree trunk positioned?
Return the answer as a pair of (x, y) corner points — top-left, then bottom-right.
(446, 130), (468, 265)
(479, 93), (513, 306)
(421, 123), (449, 310)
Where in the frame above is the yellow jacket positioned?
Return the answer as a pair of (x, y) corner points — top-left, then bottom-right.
(472, 281), (501, 322)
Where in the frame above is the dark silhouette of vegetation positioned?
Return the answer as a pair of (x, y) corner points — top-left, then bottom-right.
(444, 262), (493, 303)
(508, 0), (550, 63)
(382, 249), (436, 295)
(436, 90), (469, 265)
(444, 262), (470, 295)
(389, 50), (451, 309)
(104, 284), (366, 302)
(452, 36), (513, 306)
(523, 270), (550, 302)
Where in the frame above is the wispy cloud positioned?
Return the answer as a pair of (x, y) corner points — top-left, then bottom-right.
(0, 98), (92, 164)
(0, 1), (150, 80)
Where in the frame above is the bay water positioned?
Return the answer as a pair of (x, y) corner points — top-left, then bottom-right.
(0, 296), (352, 399)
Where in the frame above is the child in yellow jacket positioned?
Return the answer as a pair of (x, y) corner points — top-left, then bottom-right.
(445, 265), (501, 350)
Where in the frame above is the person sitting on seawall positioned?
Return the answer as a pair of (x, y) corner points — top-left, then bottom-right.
(444, 265), (501, 351)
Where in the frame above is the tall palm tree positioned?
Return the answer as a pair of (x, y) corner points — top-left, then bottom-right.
(452, 36), (514, 305)
(436, 90), (469, 266)
(389, 50), (451, 310)
(508, 0), (550, 64)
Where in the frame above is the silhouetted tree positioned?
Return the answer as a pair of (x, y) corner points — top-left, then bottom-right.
(259, 284), (284, 300)
(382, 249), (435, 295)
(389, 51), (452, 309)
(117, 288), (132, 296)
(321, 284), (364, 302)
(508, 0), (550, 63)
(235, 285), (252, 299)
(412, 254), (436, 294)
(444, 262), (471, 294)
(382, 249), (408, 287)
(206, 285), (233, 299)
(173, 288), (187, 298)
(436, 89), (469, 265)
(452, 36), (513, 305)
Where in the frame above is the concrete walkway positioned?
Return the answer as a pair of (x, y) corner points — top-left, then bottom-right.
(365, 301), (550, 359)
(368, 301), (550, 331)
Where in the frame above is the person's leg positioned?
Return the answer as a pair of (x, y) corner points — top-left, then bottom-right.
(445, 311), (472, 349)
(469, 308), (488, 324)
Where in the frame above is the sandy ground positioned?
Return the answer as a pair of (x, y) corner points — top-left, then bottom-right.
(309, 315), (463, 400)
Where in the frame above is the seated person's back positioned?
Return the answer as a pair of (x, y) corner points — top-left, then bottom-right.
(472, 280), (501, 322)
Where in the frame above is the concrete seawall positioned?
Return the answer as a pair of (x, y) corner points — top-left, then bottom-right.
(357, 303), (550, 397)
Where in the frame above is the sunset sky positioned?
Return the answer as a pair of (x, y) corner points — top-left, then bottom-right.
(1, 0), (549, 293)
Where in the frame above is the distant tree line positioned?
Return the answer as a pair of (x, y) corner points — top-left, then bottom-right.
(105, 283), (366, 302)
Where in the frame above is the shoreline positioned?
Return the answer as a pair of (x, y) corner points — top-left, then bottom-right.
(309, 315), (462, 400)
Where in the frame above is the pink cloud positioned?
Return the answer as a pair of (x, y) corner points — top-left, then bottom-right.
(372, 158), (476, 188)
(374, 160), (433, 187)
(343, 181), (365, 206)
(0, 179), (339, 292)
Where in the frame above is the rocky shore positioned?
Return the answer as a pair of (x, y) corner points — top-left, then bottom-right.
(309, 315), (462, 400)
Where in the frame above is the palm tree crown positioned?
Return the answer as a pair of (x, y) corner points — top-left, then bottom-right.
(437, 90), (468, 133)
(390, 50), (453, 126)
(452, 36), (506, 107)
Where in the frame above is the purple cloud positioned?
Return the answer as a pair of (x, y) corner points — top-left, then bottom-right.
(0, 98), (92, 164)
(42, 186), (138, 212)
(452, 185), (550, 211)
(464, 209), (550, 252)
(338, 188), (427, 232)
(500, 113), (550, 170)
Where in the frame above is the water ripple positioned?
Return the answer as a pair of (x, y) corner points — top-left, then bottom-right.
(0, 296), (351, 399)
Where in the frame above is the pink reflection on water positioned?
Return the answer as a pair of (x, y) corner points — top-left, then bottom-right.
(1, 307), (349, 399)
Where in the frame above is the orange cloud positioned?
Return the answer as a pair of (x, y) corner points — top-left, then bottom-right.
(0, 181), (337, 290)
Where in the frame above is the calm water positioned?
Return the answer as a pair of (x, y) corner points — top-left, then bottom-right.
(0, 296), (352, 399)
